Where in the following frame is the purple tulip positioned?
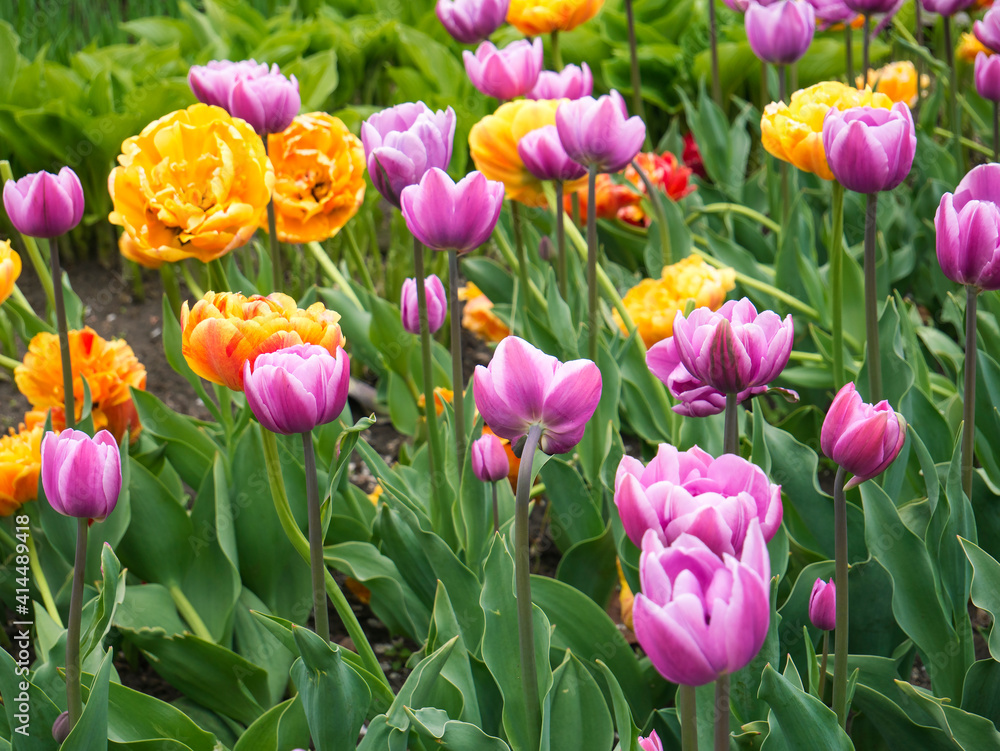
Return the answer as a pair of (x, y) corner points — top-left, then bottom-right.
(401, 275), (447, 335)
(436, 0), (510, 44)
(843, 0), (898, 13)
(400, 168), (504, 253)
(556, 91), (646, 173)
(633, 520), (772, 687)
(243, 344), (351, 435)
(821, 382), (906, 488)
(188, 59), (270, 108)
(722, 0), (784, 14)
(638, 732), (664, 751)
(975, 7), (1000, 52)
(471, 433), (510, 482)
(669, 297), (794, 396)
(41, 429), (121, 521)
(362, 102), (457, 208)
(745, 0), (816, 66)
(473, 336), (602, 455)
(228, 66), (300, 135)
(975, 53), (1000, 103)
(614, 443), (783, 556)
(52, 712), (70, 744)
(463, 38), (544, 100)
(822, 104), (915, 194)
(527, 63), (594, 100)
(517, 125), (587, 182)
(3, 167), (84, 239)
(809, 578), (837, 631)
(935, 164), (1000, 290)
(920, 0), (974, 16)
(806, 0), (857, 26)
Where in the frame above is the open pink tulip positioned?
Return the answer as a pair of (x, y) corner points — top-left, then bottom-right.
(401, 275), (447, 335)
(527, 63), (594, 100)
(556, 91), (646, 173)
(821, 382), (906, 488)
(517, 125), (587, 182)
(745, 0), (816, 65)
(809, 578), (837, 631)
(436, 0), (510, 44)
(3, 167), (84, 239)
(822, 104), (915, 194)
(243, 344), (350, 435)
(936, 164), (1000, 290)
(975, 53), (1000, 103)
(464, 38), (543, 100)
(473, 336), (601, 455)
(920, 0), (974, 16)
(400, 168), (504, 253)
(633, 520), (772, 687)
(41, 429), (121, 521)
(471, 433), (510, 482)
(976, 7), (1000, 52)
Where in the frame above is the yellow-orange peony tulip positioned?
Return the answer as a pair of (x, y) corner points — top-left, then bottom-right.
(417, 387), (455, 417)
(856, 61), (928, 107)
(958, 31), (994, 62)
(507, 0), (605, 34)
(0, 424), (42, 516)
(109, 103), (274, 265)
(15, 327), (146, 442)
(459, 282), (510, 344)
(180, 291), (344, 391)
(0, 240), (22, 305)
(118, 230), (163, 270)
(761, 81), (894, 180)
(616, 558), (635, 631)
(264, 112), (366, 243)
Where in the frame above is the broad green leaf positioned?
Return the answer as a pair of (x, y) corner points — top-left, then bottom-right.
(540, 650), (614, 751)
(406, 707), (510, 750)
(757, 664), (852, 751)
(233, 697), (310, 751)
(62, 648), (114, 751)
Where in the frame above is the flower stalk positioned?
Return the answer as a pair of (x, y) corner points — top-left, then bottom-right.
(943, 16), (964, 174)
(65, 518), (87, 727)
(963, 286), (979, 500)
(555, 181), (567, 298)
(586, 165), (599, 361)
(302, 431), (330, 642)
(863, 192), (882, 401)
(831, 181), (846, 388)
(448, 248), (467, 465)
(50, 238), (74, 430)
(264, 141), (282, 292)
(715, 674), (730, 751)
(832, 466), (849, 727)
(680, 684), (699, 751)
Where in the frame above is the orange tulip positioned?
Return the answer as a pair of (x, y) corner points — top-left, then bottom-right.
(0, 425), (42, 517)
(507, 0), (605, 34)
(459, 282), (510, 344)
(0, 240), (22, 304)
(180, 291), (345, 391)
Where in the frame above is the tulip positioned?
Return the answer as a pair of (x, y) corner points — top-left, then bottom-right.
(920, 0), (974, 15)
(527, 63), (593, 100)
(936, 164), (1000, 290)
(3, 167), (84, 239)
(555, 91), (646, 174)
(822, 103), (915, 195)
(436, 0), (510, 44)
(976, 53), (1000, 103)
(843, 0), (896, 11)
(400, 168), (505, 254)
(401, 275), (447, 335)
(472, 432), (510, 482)
(243, 345), (350, 435)
(809, 578), (837, 631)
(638, 731), (664, 751)
(464, 38), (544, 100)
(506, 0), (605, 34)
(821, 382), (906, 488)
(228, 66), (300, 135)
(41, 429), (121, 521)
(188, 59), (270, 108)
(517, 125), (587, 182)
(362, 102), (457, 207)
(633, 520), (772, 687)
(745, 0), (816, 66)
(975, 6), (1000, 52)
(52, 712), (70, 744)
(0, 240), (22, 307)
(473, 335), (601, 455)
(807, 0), (856, 25)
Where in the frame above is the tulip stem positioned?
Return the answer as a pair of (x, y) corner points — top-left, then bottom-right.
(862, 15), (871, 82)
(724, 392), (739, 456)
(685, 203), (782, 235)
(264, 141), (282, 292)
(778, 65), (789, 221)
(26, 518), (62, 627)
(714, 674), (730, 751)
(50, 237), (75, 431)
(307, 241), (364, 310)
(512, 201), (531, 328)
(159, 263), (182, 319)
(448, 249), (467, 468)
(586, 166), (599, 362)
(832, 466), (849, 728)
(345, 226), (376, 296)
(624, 0), (646, 126)
(515, 424), (543, 748)
(65, 518), (87, 729)
(168, 584), (214, 642)
(551, 30), (563, 71)
(845, 26), (854, 87)
(863, 192), (882, 402)
(708, 0), (721, 105)
(993, 102), (998, 162)
(962, 286), (978, 501)
(943, 15), (964, 174)
(302, 431), (330, 643)
(491, 481), (500, 535)
(555, 181), (567, 298)
(913, 1), (924, 118)
(630, 158), (671, 267)
(831, 181), (845, 389)
(819, 630), (830, 703)
(180, 261), (205, 301)
(679, 684), (699, 751)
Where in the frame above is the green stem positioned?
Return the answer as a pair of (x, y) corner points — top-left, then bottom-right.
(307, 241), (364, 310)
(863, 15), (871, 81)
(0, 161), (55, 314)
(630, 158), (671, 268)
(512, 201), (530, 328)
(963, 286), (978, 501)
(180, 261), (205, 300)
(302, 431), (330, 642)
(159, 263), (182, 319)
(0, 352), (21, 371)
(819, 630), (830, 703)
(208, 258), (229, 293)
(778, 65), (789, 221)
(624, 0), (646, 124)
(265, 141), (282, 292)
(128, 260), (145, 303)
(169, 584), (214, 642)
(714, 674), (730, 751)
(994, 102), (998, 163)
(493, 226), (548, 313)
(932, 127), (995, 158)
(515, 424), (543, 749)
(555, 181), (567, 299)
(27, 526), (62, 627)
(345, 226), (376, 295)
(65, 519), (87, 728)
(491, 481), (499, 535)
(51, 238), (74, 430)
(724, 392), (738, 456)
(830, 182), (845, 389)
(680, 683), (699, 751)
(944, 16), (964, 174)
(685, 203), (782, 235)
(845, 26), (854, 87)
(832, 466), (849, 727)
(448, 249), (467, 468)
(550, 30), (563, 70)
(260, 429), (389, 686)
(913, 0), (924, 118)
(863, 192), (881, 402)
(709, 0), (721, 105)
(586, 166), (599, 362)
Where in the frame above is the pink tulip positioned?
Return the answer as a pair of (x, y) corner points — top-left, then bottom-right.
(821, 382), (906, 488)
(463, 38), (544, 100)
(3, 167), (84, 239)
(806, 0), (857, 26)
(401, 275), (447, 335)
(745, 0), (816, 65)
(822, 104), (916, 194)
(556, 91), (646, 173)
(471, 433), (510, 482)
(975, 7), (1000, 52)
(228, 66), (300, 135)
(638, 731), (664, 751)
(436, 0), (510, 44)
(41, 429), (121, 521)
(517, 125), (587, 182)
(975, 53), (1000, 103)
(920, 0), (974, 16)
(936, 163), (1000, 290)
(400, 168), (505, 253)
(188, 60), (271, 108)
(527, 63), (594, 100)
(809, 577), (836, 631)
(473, 336), (601, 455)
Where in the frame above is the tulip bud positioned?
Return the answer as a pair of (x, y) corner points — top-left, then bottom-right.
(436, 0), (510, 44)
(401, 275), (447, 335)
(472, 433), (510, 482)
(822, 104), (916, 194)
(638, 731), (664, 751)
(52, 711), (70, 743)
(821, 382), (906, 488)
(537, 235), (554, 261)
(41, 430), (122, 521)
(527, 63), (594, 100)
(975, 7), (1000, 52)
(975, 53), (1000, 103)
(920, 0), (975, 16)
(463, 39), (544, 100)
(188, 59), (271, 107)
(400, 169), (505, 254)
(3, 168), (84, 239)
(843, 0), (897, 12)
(556, 91), (646, 174)
(745, 0), (816, 66)
(809, 578), (836, 631)
(935, 164), (1000, 290)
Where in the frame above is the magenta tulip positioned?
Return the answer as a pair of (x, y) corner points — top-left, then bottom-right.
(362, 102), (457, 208)
(745, 0), (816, 65)
(976, 53), (1000, 103)
(809, 578), (837, 631)
(638, 732), (664, 751)
(843, 0), (897, 13)
(517, 125), (587, 182)
(822, 104), (915, 194)
(555, 91), (646, 173)
(401, 275), (447, 335)
(807, 0), (857, 26)
(228, 65), (300, 135)
(920, 0), (974, 16)
(473, 336), (601, 455)
(187, 60), (270, 108)
(243, 344), (351, 435)
(3, 167), (84, 239)
(527, 63), (594, 100)
(400, 168), (504, 253)
(436, 0), (510, 44)
(633, 520), (772, 687)
(935, 164), (1000, 290)
(975, 7), (1000, 52)
(41, 429), (121, 521)
(821, 382), (906, 488)
(471, 433), (510, 482)
(464, 38), (543, 100)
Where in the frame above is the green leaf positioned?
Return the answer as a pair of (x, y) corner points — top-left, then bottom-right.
(0, 647), (61, 751)
(595, 660), (640, 751)
(386, 636), (460, 730)
(406, 707), (511, 750)
(80, 543), (126, 660)
(62, 648), (114, 751)
(960, 538), (1000, 662)
(895, 680), (1000, 749)
(554, 524), (617, 607)
(540, 650), (614, 751)
(540, 458), (603, 554)
(757, 664), (853, 751)
(233, 697), (310, 751)
(131, 388), (218, 488)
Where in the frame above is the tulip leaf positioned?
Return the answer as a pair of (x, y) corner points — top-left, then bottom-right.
(233, 697), (310, 751)
(959, 538), (1000, 662)
(80, 543), (126, 660)
(595, 660), (641, 751)
(758, 663), (853, 751)
(385, 636), (461, 730)
(233, 588), (296, 708)
(894, 680), (1000, 749)
(61, 647), (113, 751)
(160, 294), (223, 424)
(540, 458), (604, 554)
(131, 388), (218, 489)
(406, 707), (511, 750)
(554, 524), (618, 607)
(540, 650), (614, 751)
(424, 581), (482, 727)
(0, 646), (62, 751)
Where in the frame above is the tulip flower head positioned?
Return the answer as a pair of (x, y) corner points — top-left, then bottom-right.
(188, 59), (270, 108)
(975, 53), (1000, 103)
(633, 520), (772, 687)
(243, 345), (350, 435)
(362, 102), (457, 207)
(920, 0), (975, 16)
(857, 61), (926, 108)
(807, 0), (857, 26)
(473, 336), (601, 455)
(41, 429), (121, 521)
(0, 425), (43, 517)
(228, 65), (300, 136)
(517, 125), (587, 182)
(0, 240), (22, 306)
(471, 433), (510, 482)
(464, 38), (544, 100)
(935, 163), (1000, 290)
(745, 0), (816, 66)
(821, 382), (906, 488)
(401, 275), (447, 335)
(3, 167), (84, 239)
(822, 103), (916, 194)
(400, 168), (505, 253)
(638, 732), (664, 751)
(809, 578), (837, 631)
(436, 0), (510, 44)
(506, 0), (605, 34)
(556, 91), (646, 173)
(843, 0), (897, 12)
(975, 7), (1000, 52)
(527, 63), (594, 100)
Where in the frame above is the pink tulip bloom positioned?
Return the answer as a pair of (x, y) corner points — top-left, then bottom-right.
(633, 520), (772, 687)
(401, 275), (447, 335)
(809, 577), (837, 631)
(436, 0), (510, 44)
(471, 433), (510, 482)
(473, 336), (602, 455)
(464, 38), (544, 100)
(400, 168), (504, 253)
(41, 429), (121, 521)
(243, 344), (351, 435)
(821, 382), (906, 488)
(556, 91), (646, 173)
(745, 0), (815, 65)
(920, 0), (974, 16)
(3, 167), (84, 239)
(806, 0), (856, 27)
(976, 53), (1000, 104)
(188, 60), (271, 108)
(843, 0), (897, 12)
(975, 7), (1000, 52)
(228, 66), (300, 135)
(527, 63), (594, 100)
(638, 731), (664, 751)
(822, 104), (915, 194)
(517, 125), (587, 182)
(935, 163), (1000, 290)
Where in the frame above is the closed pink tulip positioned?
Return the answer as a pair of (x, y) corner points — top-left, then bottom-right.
(821, 382), (906, 488)
(473, 336), (601, 455)
(228, 65), (300, 135)
(975, 7), (1000, 52)
(436, 0), (510, 44)
(935, 163), (1000, 290)
(809, 577), (837, 631)
(400, 168), (505, 253)
(975, 53), (1000, 103)
(822, 104), (916, 194)
(463, 38), (543, 100)
(517, 125), (587, 182)
(3, 167), (84, 239)
(471, 433), (510, 482)
(745, 0), (816, 65)
(188, 59), (271, 108)
(638, 731), (664, 751)
(527, 63), (593, 100)
(556, 91), (646, 173)
(41, 429), (121, 521)
(401, 275), (447, 335)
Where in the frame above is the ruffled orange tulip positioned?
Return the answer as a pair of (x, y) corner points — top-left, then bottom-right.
(181, 291), (344, 391)
(0, 425), (42, 516)
(0, 240), (22, 304)
(109, 103), (274, 265)
(417, 387), (455, 417)
(459, 282), (510, 344)
(958, 31), (994, 62)
(264, 112), (366, 243)
(856, 61), (929, 107)
(507, 0), (605, 34)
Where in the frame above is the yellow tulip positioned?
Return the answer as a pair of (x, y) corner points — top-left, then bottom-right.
(0, 425), (42, 517)
(0, 240), (22, 305)
(958, 31), (993, 63)
(507, 0), (605, 34)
